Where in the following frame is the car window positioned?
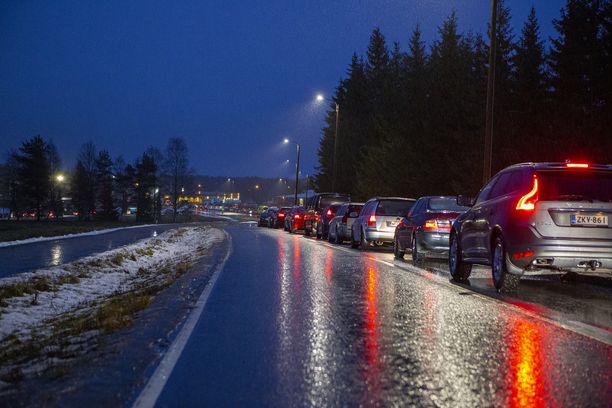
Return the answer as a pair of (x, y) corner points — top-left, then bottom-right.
(537, 170), (612, 202)
(475, 175), (499, 205)
(361, 202), (374, 216)
(375, 200), (415, 216)
(318, 195), (350, 209)
(427, 198), (469, 212)
(408, 198), (424, 216)
(489, 172), (513, 200)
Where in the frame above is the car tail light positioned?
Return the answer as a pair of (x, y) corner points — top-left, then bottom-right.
(342, 214), (348, 223)
(516, 176), (539, 211)
(566, 162), (589, 168)
(368, 215), (376, 226)
(294, 214), (301, 219)
(278, 213), (285, 218)
(326, 209), (334, 218)
(424, 219), (451, 232)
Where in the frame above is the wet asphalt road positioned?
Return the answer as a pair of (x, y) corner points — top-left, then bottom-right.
(0, 224), (178, 278)
(153, 224), (612, 407)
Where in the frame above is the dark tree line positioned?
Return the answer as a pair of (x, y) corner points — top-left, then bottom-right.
(315, 0), (612, 200)
(5, 136), (192, 222)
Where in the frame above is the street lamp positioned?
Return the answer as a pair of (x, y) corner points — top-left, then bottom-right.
(55, 173), (65, 218)
(316, 94), (340, 191)
(56, 174), (65, 182)
(283, 138), (301, 205)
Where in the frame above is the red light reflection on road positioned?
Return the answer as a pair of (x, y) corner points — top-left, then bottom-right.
(362, 260), (381, 402)
(508, 319), (545, 408)
(292, 235), (301, 295)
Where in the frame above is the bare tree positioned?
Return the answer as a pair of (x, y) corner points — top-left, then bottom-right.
(164, 137), (190, 222)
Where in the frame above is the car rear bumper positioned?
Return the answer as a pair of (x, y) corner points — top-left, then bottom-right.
(364, 229), (394, 243)
(417, 232), (450, 257)
(507, 238), (612, 275)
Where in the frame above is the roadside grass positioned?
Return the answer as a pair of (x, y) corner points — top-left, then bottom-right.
(0, 213), (209, 243)
(0, 251), (199, 383)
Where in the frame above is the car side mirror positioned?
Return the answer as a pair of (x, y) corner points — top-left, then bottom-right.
(349, 211), (358, 218)
(457, 195), (475, 207)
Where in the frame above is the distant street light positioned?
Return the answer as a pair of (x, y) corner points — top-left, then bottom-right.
(283, 138), (301, 205)
(56, 174), (65, 182)
(316, 93), (324, 102)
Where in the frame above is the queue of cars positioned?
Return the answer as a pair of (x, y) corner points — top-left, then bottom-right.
(258, 162), (612, 292)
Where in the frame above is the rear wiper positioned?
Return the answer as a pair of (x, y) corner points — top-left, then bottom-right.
(557, 194), (593, 202)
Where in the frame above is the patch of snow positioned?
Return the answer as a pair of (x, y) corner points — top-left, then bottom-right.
(0, 224), (159, 248)
(0, 227), (226, 341)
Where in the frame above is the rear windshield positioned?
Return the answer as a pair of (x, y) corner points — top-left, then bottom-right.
(537, 170), (612, 202)
(349, 204), (363, 213)
(375, 200), (414, 216)
(428, 198), (469, 212)
(319, 195), (350, 209)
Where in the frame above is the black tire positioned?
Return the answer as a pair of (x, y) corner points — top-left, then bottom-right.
(350, 229), (359, 249)
(359, 228), (369, 251)
(492, 235), (520, 293)
(393, 235), (405, 259)
(411, 234), (423, 266)
(449, 232), (472, 281)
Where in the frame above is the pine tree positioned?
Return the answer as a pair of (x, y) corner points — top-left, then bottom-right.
(71, 161), (91, 220)
(95, 150), (116, 220)
(512, 6), (549, 162)
(135, 153), (157, 221)
(549, 0), (606, 158)
(13, 136), (51, 221)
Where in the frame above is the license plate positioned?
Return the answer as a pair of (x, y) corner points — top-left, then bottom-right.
(570, 214), (609, 227)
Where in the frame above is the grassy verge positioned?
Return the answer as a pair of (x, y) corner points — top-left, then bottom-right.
(0, 214), (207, 243)
(0, 258), (194, 383)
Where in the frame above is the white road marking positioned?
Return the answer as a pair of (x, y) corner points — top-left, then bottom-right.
(132, 231), (233, 408)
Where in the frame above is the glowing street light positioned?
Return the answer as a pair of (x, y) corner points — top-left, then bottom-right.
(315, 93), (324, 102)
(56, 174), (65, 182)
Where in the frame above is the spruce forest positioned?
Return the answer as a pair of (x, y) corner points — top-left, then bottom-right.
(315, 1), (612, 200)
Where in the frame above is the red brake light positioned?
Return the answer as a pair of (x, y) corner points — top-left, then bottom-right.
(326, 209), (332, 216)
(368, 215), (376, 226)
(294, 214), (301, 219)
(423, 219), (451, 232)
(516, 176), (539, 211)
(512, 251), (535, 259)
(279, 213), (285, 218)
(566, 163), (589, 168)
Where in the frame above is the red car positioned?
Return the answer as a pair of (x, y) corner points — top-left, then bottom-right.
(285, 206), (308, 233)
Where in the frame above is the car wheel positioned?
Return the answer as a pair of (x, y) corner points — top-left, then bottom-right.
(350, 228), (359, 249)
(411, 234), (423, 265)
(359, 228), (369, 251)
(449, 232), (472, 282)
(492, 236), (520, 293)
(393, 235), (404, 259)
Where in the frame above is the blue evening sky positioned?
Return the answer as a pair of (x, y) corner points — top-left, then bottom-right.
(1, 1), (564, 177)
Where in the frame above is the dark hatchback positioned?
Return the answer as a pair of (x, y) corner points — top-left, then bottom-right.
(394, 196), (469, 263)
(304, 193), (350, 237)
(270, 207), (291, 228)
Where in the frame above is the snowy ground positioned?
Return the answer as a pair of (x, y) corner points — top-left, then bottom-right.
(0, 226), (225, 344)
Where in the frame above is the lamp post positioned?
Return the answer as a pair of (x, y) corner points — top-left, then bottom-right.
(55, 173), (65, 219)
(284, 138), (301, 205)
(483, 0), (498, 184)
(316, 93), (340, 191)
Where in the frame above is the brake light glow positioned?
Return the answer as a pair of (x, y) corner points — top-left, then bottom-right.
(294, 214), (301, 219)
(566, 163), (589, 168)
(516, 176), (539, 211)
(424, 219), (451, 232)
(326, 209), (333, 217)
(512, 251), (535, 259)
(278, 213), (285, 218)
(368, 215), (376, 226)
